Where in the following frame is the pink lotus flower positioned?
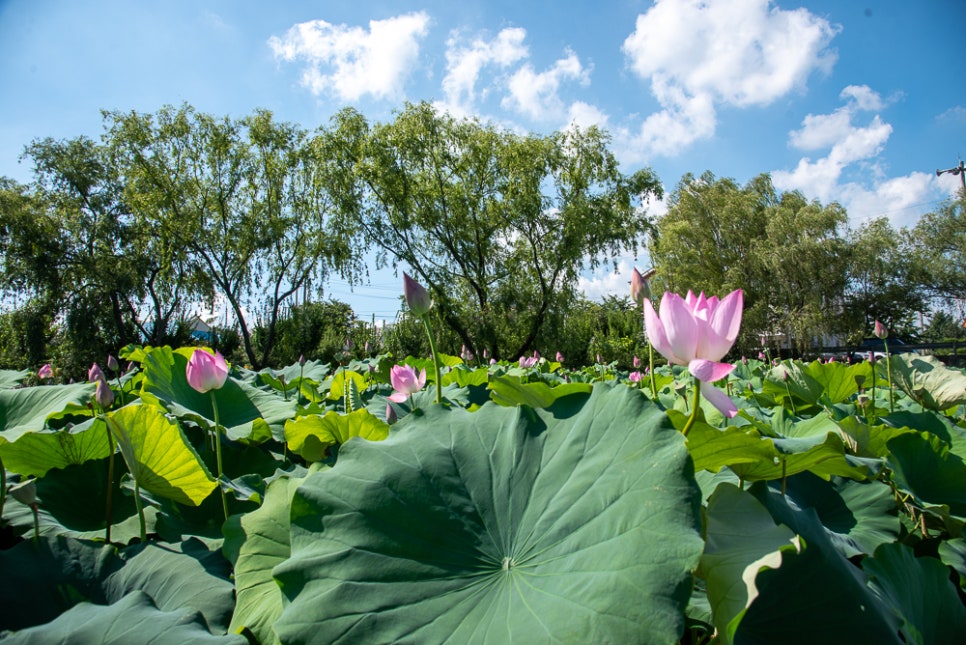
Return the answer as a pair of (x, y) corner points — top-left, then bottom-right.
(186, 349), (229, 393)
(556, 351), (564, 362)
(629, 371), (643, 383)
(388, 365), (426, 403)
(633, 355), (641, 369)
(630, 267), (652, 306)
(519, 356), (538, 368)
(38, 364), (54, 380)
(644, 289), (743, 417)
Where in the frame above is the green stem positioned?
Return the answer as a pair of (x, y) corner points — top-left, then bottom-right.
(648, 342), (657, 399)
(681, 377), (702, 437)
(31, 504), (40, 546)
(210, 392), (229, 522)
(784, 380), (797, 416)
(884, 339), (894, 413)
(104, 418), (116, 543)
(114, 376), (125, 407)
(133, 480), (146, 542)
(781, 458), (787, 498)
(421, 316), (442, 405)
(0, 455), (6, 520)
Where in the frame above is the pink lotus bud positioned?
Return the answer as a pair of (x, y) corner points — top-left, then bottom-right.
(95, 378), (115, 408)
(38, 364), (54, 380)
(629, 371), (642, 383)
(186, 349), (230, 393)
(596, 354), (602, 364)
(299, 354), (306, 366)
(403, 272), (432, 317)
(489, 358), (496, 365)
(633, 356), (641, 369)
(556, 352), (564, 362)
(107, 355), (120, 372)
(10, 479), (37, 506)
(365, 341), (372, 354)
(88, 363), (105, 383)
(874, 320), (888, 340)
(630, 267), (651, 306)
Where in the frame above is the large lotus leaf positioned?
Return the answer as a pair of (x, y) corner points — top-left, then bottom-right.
(0, 415), (111, 477)
(887, 431), (966, 517)
(699, 483), (801, 644)
(772, 473), (898, 558)
(0, 534), (235, 635)
(284, 408), (389, 462)
(2, 591), (246, 645)
(728, 432), (867, 482)
(763, 362), (825, 407)
(106, 403), (216, 507)
(889, 353), (966, 411)
(138, 345), (295, 443)
(223, 467), (322, 645)
(1, 457), (150, 543)
(732, 482), (902, 644)
(0, 382), (95, 442)
(0, 368), (30, 388)
(938, 538), (966, 588)
(104, 538), (236, 633)
(274, 384), (704, 644)
(678, 414), (779, 473)
(836, 416), (915, 459)
(803, 359), (872, 404)
(325, 369), (368, 402)
(864, 542), (966, 644)
(487, 373), (593, 407)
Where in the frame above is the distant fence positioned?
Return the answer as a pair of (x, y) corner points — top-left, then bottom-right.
(814, 341), (966, 367)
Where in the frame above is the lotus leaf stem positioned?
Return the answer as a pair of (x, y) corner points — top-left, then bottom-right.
(210, 391), (229, 522)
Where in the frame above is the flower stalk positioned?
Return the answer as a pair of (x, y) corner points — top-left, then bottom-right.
(210, 391), (229, 522)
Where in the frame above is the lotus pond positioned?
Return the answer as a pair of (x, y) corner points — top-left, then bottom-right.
(2, 345), (966, 644)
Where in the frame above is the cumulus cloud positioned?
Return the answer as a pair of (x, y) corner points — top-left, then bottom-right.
(773, 85), (949, 228)
(502, 50), (591, 121)
(566, 101), (610, 131)
(622, 0), (838, 155)
(268, 12), (430, 101)
(439, 27), (528, 116)
(578, 258), (640, 302)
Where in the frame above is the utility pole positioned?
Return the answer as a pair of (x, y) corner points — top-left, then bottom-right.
(936, 160), (966, 193)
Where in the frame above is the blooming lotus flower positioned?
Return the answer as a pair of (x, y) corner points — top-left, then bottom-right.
(629, 371), (643, 383)
(388, 365), (426, 403)
(38, 364), (54, 380)
(519, 356), (538, 368)
(874, 320), (888, 340)
(88, 363), (105, 383)
(186, 349), (229, 393)
(403, 272), (432, 317)
(644, 289), (743, 417)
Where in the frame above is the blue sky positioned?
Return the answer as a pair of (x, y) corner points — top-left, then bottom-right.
(1, 0), (964, 322)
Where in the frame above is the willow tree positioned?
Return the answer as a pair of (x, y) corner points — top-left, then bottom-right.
(325, 102), (661, 360)
(649, 172), (849, 354)
(105, 104), (360, 368)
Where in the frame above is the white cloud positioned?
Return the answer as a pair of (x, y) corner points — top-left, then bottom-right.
(566, 101), (609, 131)
(578, 258), (639, 302)
(937, 105), (966, 123)
(439, 27), (528, 116)
(268, 12), (430, 101)
(502, 50), (590, 121)
(622, 0), (838, 156)
(773, 85), (951, 228)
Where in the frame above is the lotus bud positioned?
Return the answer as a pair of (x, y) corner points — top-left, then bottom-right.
(365, 341), (372, 354)
(633, 356), (641, 369)
(630, 267), (651, 306)
(88, 363), (105, 383)
(95, 378), (115, 408)
(489, 358), (496, 365)
(299, 354), (306, 367)
(874, 320), (888, 340)
(629, 371), (642, 383)
(556, 352), (564, 362)
(403, 272), (432, 317)
(107, 355), (120, 372)
(596, 354), (602, 364)
(38, 363), (54, 380)
(186, 349), (230, 393)
(10, 479), (37, 506)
